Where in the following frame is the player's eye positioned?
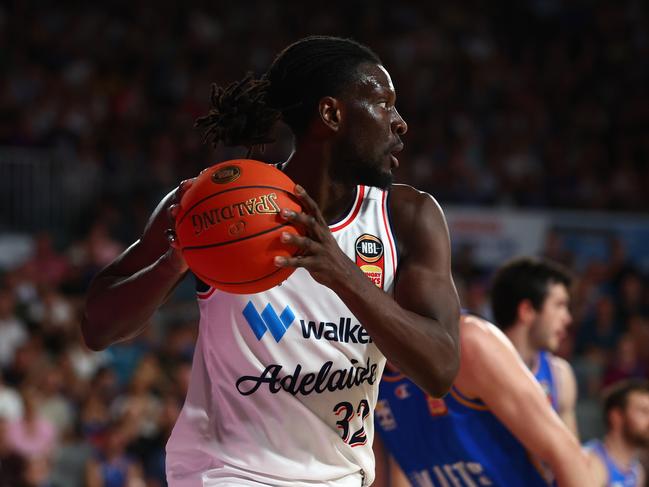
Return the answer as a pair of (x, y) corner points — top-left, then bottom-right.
(378, 101), (388, 109)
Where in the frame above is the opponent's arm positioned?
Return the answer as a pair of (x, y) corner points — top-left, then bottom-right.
(81, 182), (192, 350)
(551, 355), (579, 437)
(456, 316), (594, 487)
(637, 464), (645, 487)
(277, 185), (460, 396)
(372, 434), (412, 487)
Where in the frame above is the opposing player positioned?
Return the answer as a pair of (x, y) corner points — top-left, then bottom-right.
(490, 256), (579, 435)
(373, 313), (593, 487)
(81, 36), (460, 486)
(585, 379), (649, 486)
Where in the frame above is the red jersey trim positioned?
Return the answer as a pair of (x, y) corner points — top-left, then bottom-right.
(196, 287), (216, 300)
(329, 186), (365, 233)
(381, 190), (397, 279)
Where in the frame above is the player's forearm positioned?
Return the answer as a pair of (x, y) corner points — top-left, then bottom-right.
(82, 251), (185, 350)
(547, 442), (595, 487)
(336, 272), (460, 397)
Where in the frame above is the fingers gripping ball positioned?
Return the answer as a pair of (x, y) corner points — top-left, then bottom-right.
(175, 159), (303, 294)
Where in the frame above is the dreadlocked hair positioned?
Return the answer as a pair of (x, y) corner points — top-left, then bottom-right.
(196, 36), (381, 151)
(195, 73), (281, 150)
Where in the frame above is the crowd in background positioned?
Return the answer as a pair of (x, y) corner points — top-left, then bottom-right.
(1, 1), (649, 486)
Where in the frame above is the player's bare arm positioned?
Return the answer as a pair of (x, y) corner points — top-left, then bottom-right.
(551, 354), (579, 437)
(584, 449), (609, 487)
(455, 315), (594, 487)
(81, 180), (193, 350)
(278, 183), (460, 397)
(372, 435), (412, 487)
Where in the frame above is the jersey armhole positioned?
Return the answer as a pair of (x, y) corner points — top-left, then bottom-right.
(194, 273), (215, 299)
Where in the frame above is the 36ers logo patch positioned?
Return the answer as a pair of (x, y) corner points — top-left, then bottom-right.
(355, 234), (385, 288)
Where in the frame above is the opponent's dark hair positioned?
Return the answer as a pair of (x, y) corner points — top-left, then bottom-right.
(603, 379), (649, 430)
(490, 256), (572, 330)
(195, 36), (381, 150)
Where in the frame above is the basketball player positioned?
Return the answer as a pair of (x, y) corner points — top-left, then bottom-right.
(373, 313), (593, 487)
(490, 257), (579, 435)
(584, 379), (649, 486)
(81, 36), (460, 486)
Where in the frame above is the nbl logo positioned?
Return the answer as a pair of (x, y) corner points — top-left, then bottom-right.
(243, 301), (295, 342)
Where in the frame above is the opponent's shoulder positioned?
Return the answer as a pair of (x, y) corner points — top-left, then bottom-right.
(455, 314), (527, 398)
(460, 314), (514, 358)
(548, 354), (577, 388)
(548, 354), (575, 375)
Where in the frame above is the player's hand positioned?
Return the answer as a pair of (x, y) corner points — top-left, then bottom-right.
(275, 184), (360, 289)
(164, 178), (195, 274)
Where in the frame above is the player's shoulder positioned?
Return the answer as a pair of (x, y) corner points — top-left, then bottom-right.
(389, 184), (444, 218)
(388, 184), (448, 256)
(548, 354), (577, 381)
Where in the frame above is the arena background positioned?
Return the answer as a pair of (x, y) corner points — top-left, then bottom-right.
(1, 1), (648, 486)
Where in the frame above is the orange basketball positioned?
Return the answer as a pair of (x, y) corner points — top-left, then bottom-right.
(175, 159), (304, 294)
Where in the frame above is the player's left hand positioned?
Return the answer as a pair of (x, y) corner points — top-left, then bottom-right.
(275, 184), (361, 290)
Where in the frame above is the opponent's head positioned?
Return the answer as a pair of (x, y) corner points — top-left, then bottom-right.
(196, 36), (407, 189)
(490, 257), (572, 352)
(604, 379), (649, 447)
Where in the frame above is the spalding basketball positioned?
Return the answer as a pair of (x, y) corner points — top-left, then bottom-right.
(175, 159), (304, 294)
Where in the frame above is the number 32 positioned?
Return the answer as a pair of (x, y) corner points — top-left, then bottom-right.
(334, 399), (370, 447)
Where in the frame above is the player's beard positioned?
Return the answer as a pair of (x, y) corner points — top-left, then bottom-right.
(622, 421), (649, 448)
(331, 141), (393, 190)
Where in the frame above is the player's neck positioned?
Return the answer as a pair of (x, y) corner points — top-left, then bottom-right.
(283, 149), (358, 224)
(604, 432), (638, 468)
(506, 326), (537, 369)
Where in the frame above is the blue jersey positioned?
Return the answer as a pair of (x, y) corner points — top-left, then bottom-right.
(534, 351), (559, 412)
(376, 368), (552, 487)
(584, 440), (640, 487)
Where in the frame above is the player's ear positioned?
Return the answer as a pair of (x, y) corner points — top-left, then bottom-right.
(318, 96), (342, 132)
(518, 299), (536, 326)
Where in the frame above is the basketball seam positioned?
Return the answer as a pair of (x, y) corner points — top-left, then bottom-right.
(181, 222), (293, 250)
(177, 185), (296, 226)
(193, 263), (288, 286)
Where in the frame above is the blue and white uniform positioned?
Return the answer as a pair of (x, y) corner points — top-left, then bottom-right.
(584, 440), (641, 487)
(534, 351), (559, 412)
(376, 367), (552, 487)
(167, 185), (398, 487)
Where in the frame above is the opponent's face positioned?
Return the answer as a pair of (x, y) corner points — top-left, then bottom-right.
(530, 283), (572, 353)
(621, 392), (649, 447)
(330, 63), (408, 189)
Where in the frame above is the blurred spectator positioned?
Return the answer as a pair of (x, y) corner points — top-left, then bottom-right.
(0, 285), (28, 368)
(18, 233), (70, 288)
(576, 295), (622, 357)
(0, 371), (23, 421)
(49, 420), (93, 487)
(85, 420), (145, 487)
(36, 367), (74, 437)
(602, 333), (648, 387)
(0, 417), (28, 487)
(6, 387), (56, 460)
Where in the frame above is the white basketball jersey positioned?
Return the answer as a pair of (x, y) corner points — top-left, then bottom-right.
(166, 185), (398, 487)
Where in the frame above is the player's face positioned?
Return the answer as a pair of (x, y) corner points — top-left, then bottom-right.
(530, 283), (572, 353)
(331, 63), (408, 189)
(622, 392), (649, 447)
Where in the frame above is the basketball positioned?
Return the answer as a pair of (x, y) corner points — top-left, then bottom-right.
(175, 159), (304, 294)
